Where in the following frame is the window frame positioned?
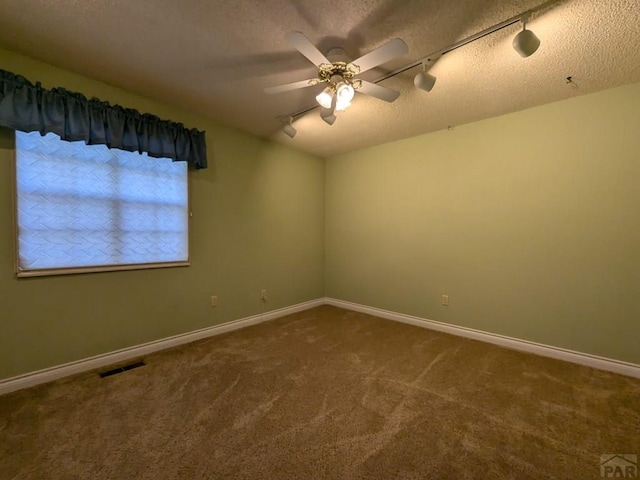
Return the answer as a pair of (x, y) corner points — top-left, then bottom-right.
(12, 131), (191, 278)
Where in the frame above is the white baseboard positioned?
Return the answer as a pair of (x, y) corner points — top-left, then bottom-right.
(324, 298), (640, 379)
(3, 296), (638, 396)
(0, 299), (324, 396)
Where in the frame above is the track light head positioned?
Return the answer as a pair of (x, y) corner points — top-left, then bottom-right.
(283, 117), (296, 138)
(513, 16), (540, 58)
(320, 90), (338, 125)
(414, 62), (437, 92)
(321, 113), (336, 125)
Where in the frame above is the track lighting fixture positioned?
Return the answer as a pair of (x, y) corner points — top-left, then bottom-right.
(512, 14), (541, 58)
(321, 111), (337, 125)
(321, 92), (337, 125)
(414, 61), (437, 92)
(278, 7), (546, 136)
(283, 117), (297, 138)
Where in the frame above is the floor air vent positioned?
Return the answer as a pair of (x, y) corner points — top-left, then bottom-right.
(99, 361), (146, 378)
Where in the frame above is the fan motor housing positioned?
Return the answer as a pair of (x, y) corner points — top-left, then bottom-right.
(326, 47), (351, 63)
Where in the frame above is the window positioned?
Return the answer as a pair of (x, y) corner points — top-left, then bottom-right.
(14, 130), (189, 277)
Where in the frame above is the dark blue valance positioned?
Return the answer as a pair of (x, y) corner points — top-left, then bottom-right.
(0, 68), (207, 169)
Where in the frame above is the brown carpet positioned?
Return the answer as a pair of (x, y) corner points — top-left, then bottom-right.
(1, 305), (639, 479)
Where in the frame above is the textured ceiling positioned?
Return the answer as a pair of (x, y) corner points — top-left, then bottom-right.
(0, 0), (638, 157)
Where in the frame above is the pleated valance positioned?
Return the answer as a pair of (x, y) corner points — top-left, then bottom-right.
(0, 68), (207, 169)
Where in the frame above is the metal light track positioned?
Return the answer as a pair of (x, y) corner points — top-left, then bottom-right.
(285, 0), (558, 122)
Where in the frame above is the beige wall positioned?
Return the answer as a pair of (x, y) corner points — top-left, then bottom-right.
(326, 82), (640, 364)
(0, 49), (325, 379)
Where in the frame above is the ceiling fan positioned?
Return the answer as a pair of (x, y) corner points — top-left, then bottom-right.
(265, 32), (408, 125)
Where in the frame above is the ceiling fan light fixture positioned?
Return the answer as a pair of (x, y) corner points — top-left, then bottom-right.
(268, 33), (410, 126)
(335, 82), (354, 111)
(513, 15), (540, 58)
(315, 87), (334, 109)
(336, 82), (355, 102)
(335, 99), (352, 111)
(336, 83), (355, 111)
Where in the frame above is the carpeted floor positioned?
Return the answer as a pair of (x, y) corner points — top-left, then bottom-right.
(1, 305), (639, 479)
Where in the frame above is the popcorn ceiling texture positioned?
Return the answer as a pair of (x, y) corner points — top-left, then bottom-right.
(0, 0), (638, 157)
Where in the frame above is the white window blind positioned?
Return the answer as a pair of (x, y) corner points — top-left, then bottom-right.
(15, 130), (189, 276)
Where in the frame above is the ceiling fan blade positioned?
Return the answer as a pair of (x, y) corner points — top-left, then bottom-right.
(349, 38), (408, 73)
(356, 81), (401, 102)
(264, 78), (319, 94)
(285, 31), (331, 67)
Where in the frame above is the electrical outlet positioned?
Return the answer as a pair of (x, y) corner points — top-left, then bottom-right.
(210, 295), (218, 307)
(441, 294), (449, 306)
(261, 289), (268, 302)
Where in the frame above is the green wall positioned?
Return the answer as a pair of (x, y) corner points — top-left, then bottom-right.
(326, 82), (640, 364)
(2, 46), (639, 380)
(0, 49), (325, 379)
